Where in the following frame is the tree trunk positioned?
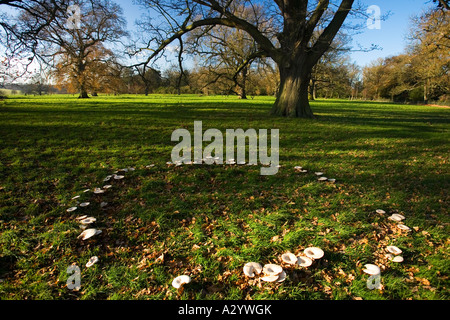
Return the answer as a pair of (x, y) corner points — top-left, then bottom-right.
(309, 79), (316, 101)
(79, 86), (89, 99)
(271, 65), (314, 118)
(238, 67), (248, 100)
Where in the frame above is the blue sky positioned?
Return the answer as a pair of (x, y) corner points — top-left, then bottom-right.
(120, 0), (434, 69)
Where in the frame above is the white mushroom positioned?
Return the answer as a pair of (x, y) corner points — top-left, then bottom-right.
(261, 275), (280, 282)
(294, 166), (302, 170)
(67, 207), (77, 213)
(300, 170), (308, 173)
(172, 275), (191, 289)
(72, 195), (80, 200)
(318, 177), (328, 181)
(386, 246), (402, 255)
(281, 252), (298, 265)
(243, 262), (263, 277)
(397, 224), (411, 231)
(79, 202), (90, 207)
(276, 271), (287, 283)
(76, 215), (88, 221)
(327, 178), (336, 183)
(263, 264), (283, 276)
(297, 256), (313, 267)
(362, 264), (381, 275)
(93, 188), (105, 194)
(86, 256), (99, 268)
(114, 175), (125, 180)
(77, 228), (102, 240)
(79, 217), (97, 225)
(304, 247), (324, 260)
(103, 185), (112, 189)
(376, 209), (386, 214)
(83, 189), (90, 193)
(388, 214), (405, 222)
(315, 172), (324, 176)
(392, 256), (404, 263)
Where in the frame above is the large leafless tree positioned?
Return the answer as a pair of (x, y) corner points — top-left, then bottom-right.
(133, 0), (359, 118)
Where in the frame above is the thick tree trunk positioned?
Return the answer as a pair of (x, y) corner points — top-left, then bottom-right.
(238, 66), (248, 100)
(271, 65), (314, 118)
(79, 86), (89, 99)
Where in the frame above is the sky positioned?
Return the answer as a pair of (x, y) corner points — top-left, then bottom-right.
(119, 0), (434, 69)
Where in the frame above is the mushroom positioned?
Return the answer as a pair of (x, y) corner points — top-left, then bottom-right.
(281, 252), (298, 265)
(386, 246), (402, 255)
(67, 207), (78, 213)
(362, 264), (381, 275)
(103, 185), (112, 189)
(294, 166), (302, 171)
(315, 172), (324, 176)
(297, 256), (313, 267)
(243, 262), (263, 277)
(392, 256), (404, 263)
(318, 177), (328, 181)
(114, 175), (125, 180)
(276, 271), (287, 283)
(263, 264), (283, 276)
(77, 228), (102, 240)
(72, 195), (80, 200)
(100, 202), (108, 208)
(397, 224), (411, 231)
(260, 275), (280, 282)
(76, 215), (88, 221)
(93, 188), (105, 194)
(146, 164), (155, 168)
(327, 178), (336, 183)
(300, 170), (308, 173)
(83, 189), (90, 193)
(172, 275), (191, 289)
(388, 214), (405, 222)
(376, 209), (386, 214)
(79, 202), (90, 207)
(86, 256), (99, 268)
(304, 247), (324, 260)
(79, 217), (97, 225)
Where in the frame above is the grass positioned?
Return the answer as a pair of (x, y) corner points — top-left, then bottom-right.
(0, 94), (448, 300)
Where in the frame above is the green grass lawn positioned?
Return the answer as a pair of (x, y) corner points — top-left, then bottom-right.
(0, 94), (448, 300)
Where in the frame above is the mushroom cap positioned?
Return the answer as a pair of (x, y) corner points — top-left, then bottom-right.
(172, 275), (191, 289)
(103, 185), (112, 189)
(300, 170), (308, 173)
(114, 175), (125, 180)
(263, 264), (283, 276)
(376, 209), (386, 214)
(79, 202), (90, 207)
(294, 166), (302, 170)
(93, 188), (105, 194)
(392, 256), (404, 263)
(318, 177), (328, 181)
(315, 172), (324, 176)
(297, 256), (313, 267)
(386, 246), (402, 255)
(86, 256), (99, 268)
(304, 247), (324, 260)
(261, 275), (280, 282)
(67, 207), (78, 213)
(80, 217), (97, 225)
(327, 178), (336, 183)
(281, 252), (298, 265)
(362, 264), (381, 275)
(397, 224), (411, 231)
(276, 271), (287, 283)
(72, 195), (80, 200)
(78, 228), (101, 240)
(76, 215), (88, 220)
(83, 189), (90, 193)
(388, 214), (405, 222)
(243, 262), (263, 277)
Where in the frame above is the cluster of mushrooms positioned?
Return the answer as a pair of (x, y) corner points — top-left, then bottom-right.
(66, 167), (135, 268)
(242, 247), (324, 283)
(294, 166), (336, 183)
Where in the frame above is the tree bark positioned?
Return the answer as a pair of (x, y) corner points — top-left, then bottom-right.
(271, 64), (314, 118)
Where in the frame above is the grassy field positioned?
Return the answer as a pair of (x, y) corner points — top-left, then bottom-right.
(0, 94), (448, 300)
